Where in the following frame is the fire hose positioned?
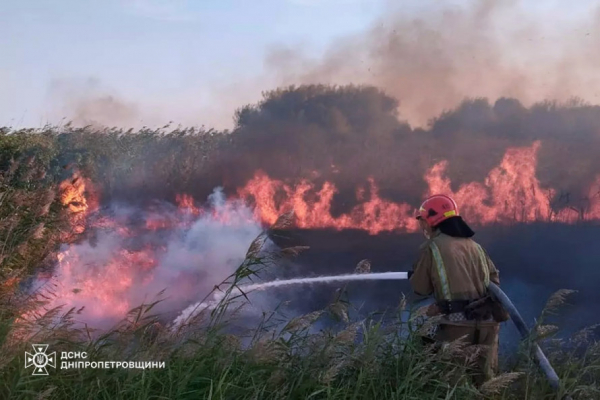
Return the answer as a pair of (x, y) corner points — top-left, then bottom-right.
(487, 282), (572, 400)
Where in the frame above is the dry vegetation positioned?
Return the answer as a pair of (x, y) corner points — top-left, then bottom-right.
(1, 86), (600, 398)
(0, 225), (598, 399)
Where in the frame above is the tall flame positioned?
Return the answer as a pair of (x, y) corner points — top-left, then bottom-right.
(58, 171), (98, 235)
(427, 141), (552, 223)
(238, 142), (600, 233)
(237, 173), (418, 234)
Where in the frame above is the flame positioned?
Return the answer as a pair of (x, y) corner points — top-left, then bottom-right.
(175, 194), (201, 216)
(59, 171), (97, 213)
(425, 141), (600, 224)
(24, 141), (600, 327)
(237, 173), (418, 234)
(426, 141), (553, 224)
(587, 177), (600, 219)
(145, 216), (175, 231)
(34, 189), (257, 326)
(51, 249), (139, 319)
(238, 142), (600, 232)
(58, 171), (98, 235)
(46, 243), (166, 320)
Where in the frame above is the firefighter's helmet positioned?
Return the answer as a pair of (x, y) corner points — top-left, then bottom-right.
(416, 195), (459, 227)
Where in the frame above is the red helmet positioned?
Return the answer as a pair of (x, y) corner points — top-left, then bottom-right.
(416, 195), (459, 227)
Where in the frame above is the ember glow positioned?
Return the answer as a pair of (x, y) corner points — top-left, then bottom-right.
(35, 142), (600, 327)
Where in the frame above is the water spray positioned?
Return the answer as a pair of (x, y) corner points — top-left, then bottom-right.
(208, 272), (408, 307)
(175, 271), (568, 397)
(239, 272), (408, 290)
(174, 271), (409, 324)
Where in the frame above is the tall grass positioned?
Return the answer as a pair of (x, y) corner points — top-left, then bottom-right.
(0, 125), (599, 398)
(0, 222), (598, 400)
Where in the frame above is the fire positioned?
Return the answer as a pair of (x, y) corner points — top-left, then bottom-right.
(237, 173), (418, 234)
(238, 141), (600, 232)
(46, 242), (167, 321)
(33, 188), (260, 326)
(426, 141), (556, 224)
(175, 194), (201, 216)
(145, 216), (176, 231)
(587, 177), (600, 219)
(59, 171), (97, 213)
(24, 141), (600, 327)
(51, 248), (142, 319)
(424, 141), (600, 223)
(58, 171), (98, 235)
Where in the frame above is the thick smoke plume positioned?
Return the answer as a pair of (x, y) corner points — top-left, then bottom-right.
(267, 0), (600, 128)
(49, 1), (600, 132)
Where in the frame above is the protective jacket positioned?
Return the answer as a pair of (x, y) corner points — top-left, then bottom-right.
(409, 230), (500, 325)
(410, 230), (502, 384)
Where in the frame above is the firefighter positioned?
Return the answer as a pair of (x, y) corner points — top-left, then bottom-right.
(408, 194), (502, 386)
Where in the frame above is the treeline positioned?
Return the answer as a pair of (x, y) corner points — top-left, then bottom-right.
(2, 85), (600, 211)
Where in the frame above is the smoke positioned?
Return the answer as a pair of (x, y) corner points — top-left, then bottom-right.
(39, 188), (263, 329)
(222, 87), (600, 220)
(16, 0), (600, 341)
(266, 0), (600, 128)
(70, 95), (139, 129)
(43, 0), (600, 216)
(39, 1), (600, 132)
(47, 78), (142, 129)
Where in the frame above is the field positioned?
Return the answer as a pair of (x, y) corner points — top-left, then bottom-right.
(1, 87), (600, 399)
(0, 220), (598, 399)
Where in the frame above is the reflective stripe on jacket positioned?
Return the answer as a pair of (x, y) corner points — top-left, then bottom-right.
(409, 232), (500, 302)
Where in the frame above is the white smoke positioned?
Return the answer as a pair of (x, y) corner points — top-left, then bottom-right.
(142, 189), (264, 311)
(39, 188), (265, 329)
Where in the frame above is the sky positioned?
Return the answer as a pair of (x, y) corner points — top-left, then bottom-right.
(0, 0), (386, 128)
(1, 0), (599, 130)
